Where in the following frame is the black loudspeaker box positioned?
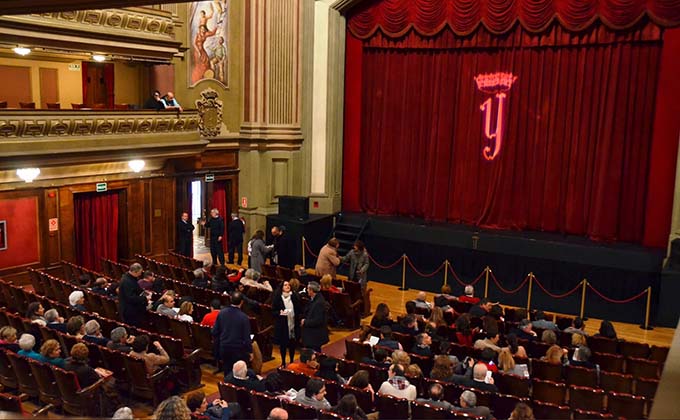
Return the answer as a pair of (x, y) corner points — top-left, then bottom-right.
(669, 238), (680, 270)
(278, 196), (309, 220)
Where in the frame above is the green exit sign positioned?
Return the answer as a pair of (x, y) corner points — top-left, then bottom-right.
(96, 182), (107, 192)
(205, 174), (215, 182)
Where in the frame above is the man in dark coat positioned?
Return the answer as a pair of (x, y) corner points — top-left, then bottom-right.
(212, 291), (252, 377)
(202, 208), (226, 266)
(269, 226), (294, 269)
(177, 211), (195, 257)
(228, 213), (245, 265)
(301, 281), (329, 352)
(118, 263), (148, 327)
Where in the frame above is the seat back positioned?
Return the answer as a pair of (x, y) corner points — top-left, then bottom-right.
(565, 365), (598, 387)
(491, 393), (529, 420)
(599, 371), (633, 394)
(568, 385), (605, 412)
(531, 378), (566, 405)
(278, 367), (309, 391)
(649, 345), (670, 364)
(46, 102), (61, 109)
(19, 102), (36, 109)
(635, 377), (659, 399)
(607, 392), (646, 419)
(0, 350), (17, 390)
(411, 401), (448, 420)
(572, 408), (614, 419)
(345, 340), (372, 362)
(341, 384), (374, 413)
(592, 352), (624, 373)
(124, 356), (159, 404)
(167, 318), (194, 350)
(0, 392), (23, 413)
(7, 352), (39, 398)
(531, 358), (563, 381)
(29, 359), (62, 406)
(249, 391), (281, 420)
(626, 357), (660, 379)
(532, 401), (570, 420)
(495, 371), (530, 397)
(589, 336), (618, 355)
(191, 323), (215, 361)
(52, 367), (99, 416)
(618, 341), (650, 359)
(281, 399), (318, 420)
(375, 393), (410, 420)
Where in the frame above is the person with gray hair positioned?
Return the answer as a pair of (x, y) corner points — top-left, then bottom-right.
(301, 281), (328, 351)
(44, 308), (67, 333)
(224, 360), (265, 392)
(417, 382), (454, 410)
(112, 407), (134, 420)
(267, 407), (289, 420)
(460, 285), (480, 304)
(240, 268), (272, 291)
(457, 390), (491, 419)
(201, 208), (226, 266)
(69, 291), (87, 311)
(119, 262), (149, 327)
(108, 327), (133, 353)
(192, 268), (209, 289)
(17, 334), (41, 361)
(461, 363), (498, 393)
(83, 320), (109, 346)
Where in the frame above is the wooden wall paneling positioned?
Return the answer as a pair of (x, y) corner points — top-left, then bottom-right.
(39, 67), (59, 108)
(0, 190), (42, 281)
(43, 188), (61, 266)
(149, 177), (175, 256)
(0, 65), (32, 107)
(58, 186), (75, 263)
(201, 151), (238, 169)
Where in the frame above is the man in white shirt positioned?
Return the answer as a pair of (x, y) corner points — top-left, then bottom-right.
(378, 363), (417, 401)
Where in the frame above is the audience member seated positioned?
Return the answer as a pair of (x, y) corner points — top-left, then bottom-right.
(412, 291), (433, 312)
(498, 348), (529, 377)
(417, 382), (454, 410)
(178, 301), (194, 322)
(361, 348), (391, 368)
(463, 363), (498, 392)
(513, 319), (538, 341)
(154, 396), (192, 420)
(405, 363), (423, 380)
(391, 350), (411, 369)
(412, 333), (433, 357)
(570, 345), (596, 369)
(65, 343), (102, 387)
(532, 311), (557, 330)
(17, 334), (42, 361)
(201, 299), (222, 327)
(193, 268), (210, 289)
(157, 293), (179, 318)
(26, 302), (47, 326)
(469, 298), (493, 318)
(543, 345), (567, 365)
(594, 320), (617, 340)
(295, 378), (331, 410)
(370, 303), (394, 329)
(378, 363), (417, 401)
(456, 390), (491, 420)
(478, 348), (499, 373)
(267, 407), (289, 420)
(434, 285), (458, 311)
(130, 335), (170, 374)
(317, 357), (346, 384)
(459, 285), (480, 304)
(320, 274), (341, 293)
(69, 291), (87, 311)
(240, 269), (272, 292)
(39, 339), (66, 368)
(474, 328), (502, 354)
(506, 334), (528, 359)
(392, 314), (418, 336)
(66, 316), (86, 338)
(563, 317), (587, 336)
(186, 390), (233, 420)
(0, 327), (18, 352)
(108, 327), (134, 353)
(161, 92), (183, 111)
(377, 326), (402, 351)
(83, 320), (110, 346)
(287, 348), (319, 376)
(454, 314), (474, 346)
(113, 407), (134, 419)
(152, 290), (175, 312)
(144, 90), (164, 110)
(347, 370), (375, 401)
(541, 330), (557, 345)
(509, 402), (535, 420)
(137, 271), (158, 292)
(78, 274), (92, 289)
(45, 309), (67, 332)
(225, 360), (266, 392)
(91, 277), (111, 295)
(332, 394), (368, 420)
(572, 333), (587, 347)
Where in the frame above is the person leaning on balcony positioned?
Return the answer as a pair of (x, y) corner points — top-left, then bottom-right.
(161, 92), (183, 112)
(144, 90), (164, 110)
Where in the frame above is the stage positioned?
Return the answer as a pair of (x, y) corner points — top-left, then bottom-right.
(302, 213), (677, 327)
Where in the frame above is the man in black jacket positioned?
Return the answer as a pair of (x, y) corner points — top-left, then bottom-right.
(301, 282), (329, 351)
(202, 208), (226, 266)
(212, 291), (252, 376)
(270, 226), (294, 268)
(228, 213), (245, 265)
(177, 212), (195, 257)
(118, 263), (148, 327)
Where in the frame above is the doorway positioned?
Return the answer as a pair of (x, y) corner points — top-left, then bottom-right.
(73, 190), (125, 271)
(82, 61), (114, 108)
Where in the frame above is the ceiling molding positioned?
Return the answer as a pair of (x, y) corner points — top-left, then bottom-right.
(0, 1), (187, 16)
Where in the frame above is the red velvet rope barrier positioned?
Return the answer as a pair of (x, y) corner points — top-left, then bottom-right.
(490, 271), (530, 294)
(405, 256), (446, 278)
(533, 277), (583, 299)
(587, 282), (648, 304)
(367, 253), (404, 270)
(303, 239), (319, 259)
(448, 263), (485, 287)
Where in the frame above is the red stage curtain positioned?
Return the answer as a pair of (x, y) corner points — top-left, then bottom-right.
(347, 0), (680, 38)
(74, 191), (119, 271)
(211, 181), (228, 252)
(355, 24), (661, 244)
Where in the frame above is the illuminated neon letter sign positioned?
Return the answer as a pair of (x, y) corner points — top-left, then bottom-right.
(474, 72), (518, 161)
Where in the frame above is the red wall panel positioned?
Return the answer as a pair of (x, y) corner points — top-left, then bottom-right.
(0, 197), (40, 269)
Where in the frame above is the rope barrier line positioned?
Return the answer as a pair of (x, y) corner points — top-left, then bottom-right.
(587, 282), (648, 304)
(533, 277), (583, 299)
(367, 253), (403, 270)
(405, 256), (446, 278)
(447, 264), (485, 287)
(490, 271), (530, 294)
(303, 239), (319, 259)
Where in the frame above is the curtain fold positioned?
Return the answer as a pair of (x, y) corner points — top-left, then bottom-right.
(74, 191), (119, 271)
(347, 0), (680, 38)
(211, 181), (228, 252)
(356, 35), (660, 243)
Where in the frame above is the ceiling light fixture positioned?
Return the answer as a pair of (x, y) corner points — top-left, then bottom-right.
(16, 168), (40, 183)
(92, 54), (106, 62)
(128, 160), (145, 173)
(13, 47), (31, 56)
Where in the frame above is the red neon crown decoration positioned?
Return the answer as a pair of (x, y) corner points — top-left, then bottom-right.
(474, 72), (518, 93)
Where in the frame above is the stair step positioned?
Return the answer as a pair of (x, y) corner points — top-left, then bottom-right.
(335, 223), (363, 231)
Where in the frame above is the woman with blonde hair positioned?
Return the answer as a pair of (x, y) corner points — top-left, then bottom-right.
(509, 402), (535, 420)
(571, 333), (587, 347)
(178, 301), (194, 322)
(153, 396), (191, 420)
(498, 348), (529, 377)
(320, 274), (341, 293)
(541, 330), (557, 345)
(542, 345), (566, 365)
(405, 363), (423, 379)
(391, 350), (411, 368)
(39, 339), (66, 368)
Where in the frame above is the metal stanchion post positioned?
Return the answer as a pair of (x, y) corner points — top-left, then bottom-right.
(444, 260), (449, 286)
(301, 236), (306, 268)
(484, 267), (490, 298)
(398, 254), (409, 291)
(526, 273), (534, 312)
(640, 286), (654, 330)
(580, 279), (587, 320)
